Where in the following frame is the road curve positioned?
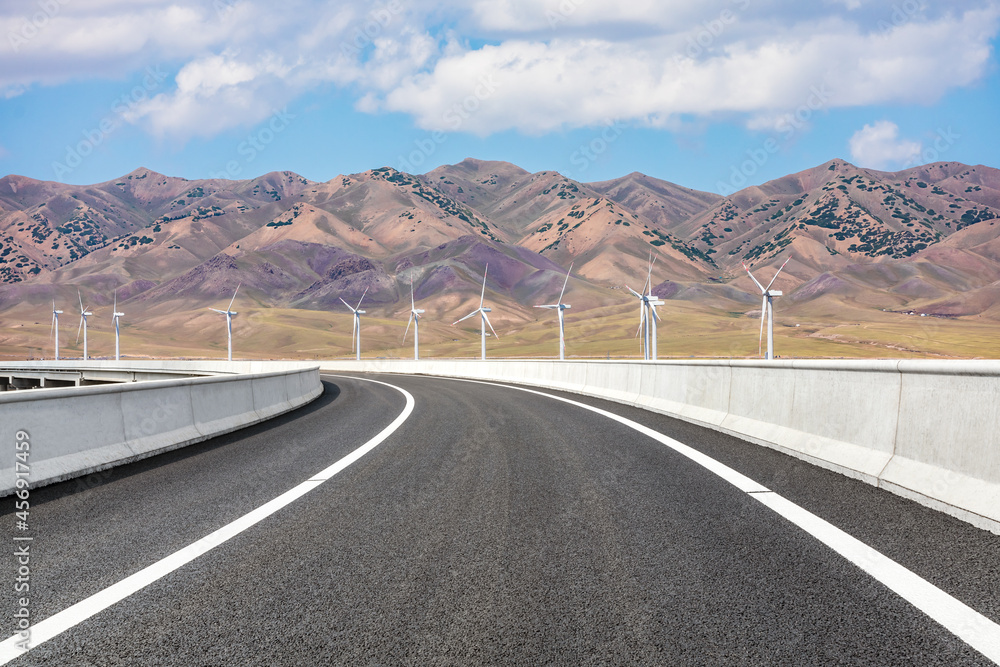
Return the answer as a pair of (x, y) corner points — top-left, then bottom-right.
(3, 373), (999, 666)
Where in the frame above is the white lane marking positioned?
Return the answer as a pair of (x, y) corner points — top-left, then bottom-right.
(438, 376), (1000, 664)
(0, 376), (414, 665)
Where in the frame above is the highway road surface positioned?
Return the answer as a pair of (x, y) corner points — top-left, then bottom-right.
(3, 373), (999, 665)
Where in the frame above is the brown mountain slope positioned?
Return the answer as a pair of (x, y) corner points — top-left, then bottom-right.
(586, 172), (722, 229)
(4, 159), (1000, 365)
(0, 168), (315, 283)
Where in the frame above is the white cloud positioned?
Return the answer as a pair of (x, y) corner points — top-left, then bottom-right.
(0, 0), (997, 141)
(848, 120), (922, 169)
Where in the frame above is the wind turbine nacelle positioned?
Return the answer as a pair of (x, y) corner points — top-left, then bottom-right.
(482, 307), (492, 312)
(357, 310), (366, 314)
(767, 290), (782, 297)
(650, 300), (665, 307)
(414, 309), (425, 314)
(561, 304), (571, 309)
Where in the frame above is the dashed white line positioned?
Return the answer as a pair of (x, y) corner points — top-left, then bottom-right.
(0, 376), (414, 665)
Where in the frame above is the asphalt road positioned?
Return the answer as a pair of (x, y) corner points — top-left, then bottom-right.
(3, 373), (999, 666)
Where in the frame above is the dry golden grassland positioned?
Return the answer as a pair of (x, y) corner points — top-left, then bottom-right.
(2, 298), (996, 361)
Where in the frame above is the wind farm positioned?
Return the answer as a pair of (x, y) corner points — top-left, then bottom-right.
(76, 292), (93, 361)
(50, 301), (62, 360)
(535, 264), (573, 361)
(403, 280), (425, 361)
(209, 285), (240, 362)
(627, 256), (665, 361)
(743, 258), (790, 361)
(340, 288), (369, 362)
(452, 265), (500, 361)
(111, 289), (124, 361)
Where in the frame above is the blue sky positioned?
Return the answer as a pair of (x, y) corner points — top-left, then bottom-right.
(1, 0), (998, 194)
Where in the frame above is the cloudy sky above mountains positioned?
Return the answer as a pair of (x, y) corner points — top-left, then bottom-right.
(1, 0), (997, 191)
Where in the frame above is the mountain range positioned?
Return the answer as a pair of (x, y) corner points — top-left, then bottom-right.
(1, 158), (999, 359)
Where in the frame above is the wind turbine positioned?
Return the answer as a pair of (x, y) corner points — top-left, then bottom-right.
(50, 301), (63, 360)
(340, 287), (368, 361)
(209, 284), (240, 362)
(452, 264), (498, 361)
(76, 291), (92, 361)
(535, 263), (572, 360)
(111, 289), (124, 361)
(743, 257), (790, 360)
(402, 280), (425, 361)
(626, 255), (664, 361)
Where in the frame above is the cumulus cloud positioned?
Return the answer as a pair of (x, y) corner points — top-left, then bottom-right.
(1, 0), (998, 141)
(848, 120), (922, 169)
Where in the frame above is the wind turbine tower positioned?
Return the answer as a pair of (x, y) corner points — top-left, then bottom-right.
(209, 284), (241, 362)
(743, 257), (790, 360)
(340, 288), (368, 361)
(50, 301), (63, 360)
(452, 264), (499, 361)
(627, 256), (664, 360)
(403, 280), (425, 361)
(111, 289), (124, 361)
(76, 291), (93, 361)
(535, 263), (573, 360)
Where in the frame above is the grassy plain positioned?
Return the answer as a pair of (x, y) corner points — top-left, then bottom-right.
(2, 298), (996, 362)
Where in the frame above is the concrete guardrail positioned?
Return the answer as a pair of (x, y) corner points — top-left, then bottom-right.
(320, 359), (1000, 535)
(1, 361), (322, 495)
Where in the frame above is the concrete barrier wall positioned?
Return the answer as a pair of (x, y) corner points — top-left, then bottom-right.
(0, 362), (322, 495)
(320, 358), (1000, 534)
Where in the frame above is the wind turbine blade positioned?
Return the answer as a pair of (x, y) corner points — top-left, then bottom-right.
(453, 310), (478, 325)
(113, 289), (117, 312)
(558, 263), (572, 303)
(403, 314), (413, 342)
(765, 256), (792, 291)
(650, 304), (661, 322)
(77, 316), (83, 344)
(743, 262), (766, 293)
(78, 290), (84, 313)
(228, 283), (241, 312)
(483, 311), (499, 340)
(410, 278), (416, 309)
(209, 308), (225, 314)
(759, 295), (767, 357)
(352, 315), (358, 349)
(626, 285), (643, 299)
(339, 297), (353, 311)
(635, 306), (646, 338)
(50, 312), (55, 338)
(355, 286), (368, 310)
(479, 265), (488, 308)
